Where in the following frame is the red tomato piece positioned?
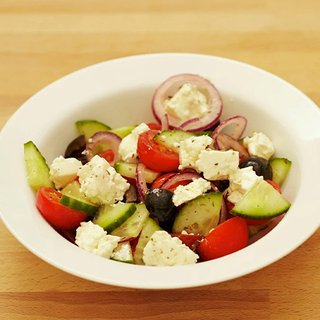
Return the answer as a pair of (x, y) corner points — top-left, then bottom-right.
(137, 130), (180, 172)
(99, 149), (114, 163)
(171, 234), (203, 251)
(147, 122), (162, 130)
(165, 180), (192, 193)
(36, 187), (87, 230)
(197, 217), (248, 260)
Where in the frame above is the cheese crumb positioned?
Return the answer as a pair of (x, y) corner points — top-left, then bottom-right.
(172, 177), (212, 206)
(243, 132), (275, 160)
(143, 230), (199, 266)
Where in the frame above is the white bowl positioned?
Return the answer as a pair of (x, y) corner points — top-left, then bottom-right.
(0, 53), (319, 289)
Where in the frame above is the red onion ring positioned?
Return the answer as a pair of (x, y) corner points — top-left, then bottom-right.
(214, 133), (249, 162)
(160, 113), (169, 131)
(152, 74), (223, 132)
(179, 117), (200, 129)
(85, 131), (121, 165)
(124, 184), (138, 203)
(218, 196), (228, 224)
(161, 172), (201, 190)
(136, 162), (148, 200)
(211, 115), (247, 142)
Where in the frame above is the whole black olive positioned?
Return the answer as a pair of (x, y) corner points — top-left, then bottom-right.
(240, 157), (273, 180)
(64, 135), (87, 164)
(144, 188), (176, 231)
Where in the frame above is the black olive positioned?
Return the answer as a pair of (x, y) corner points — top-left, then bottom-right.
(144, 188), (176, 231)
(213, 180), (230, 192)
(64, 135), (87, 164)
(240, 157), (273, 180)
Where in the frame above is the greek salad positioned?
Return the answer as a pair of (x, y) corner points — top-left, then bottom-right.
(24, 74), (292, 266)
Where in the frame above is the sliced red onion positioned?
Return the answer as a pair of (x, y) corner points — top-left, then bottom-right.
(161, 172), (201, 190)
(248, 214), (284, 245)
(211, 115), (247, 141)
(218, 196), (228, 224)
(215, 133), (249, 162)
(160, 112), (169, 131)
(210, 182), (220, 192)
(179, 117), (200, 129)
(85, 131), (122, 165)
(136, 162), (148, 200)
(124, 184), (138, 203)
(152, 74), (223, 132)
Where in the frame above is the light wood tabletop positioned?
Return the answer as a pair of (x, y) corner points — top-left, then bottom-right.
(0, 1), (319, 319)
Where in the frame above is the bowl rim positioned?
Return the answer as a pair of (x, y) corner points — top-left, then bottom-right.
(0, 53), (319, 289)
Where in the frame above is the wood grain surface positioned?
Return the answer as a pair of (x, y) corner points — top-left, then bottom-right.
(0, 1), (319, 319)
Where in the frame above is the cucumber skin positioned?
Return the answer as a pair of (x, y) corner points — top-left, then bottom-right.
(60, 194), (98, 216)
(172, 192), (222, 236)
(154, 130), (195, 152)
(114, 162), (160, 183)
(231, 180), (291, 219)
(270, 157), (292, 186)
(94, 203), (136, 233)
(133, 218), (161, 265)
(111, 203), (150, 238)
(24, 141), (53, 190)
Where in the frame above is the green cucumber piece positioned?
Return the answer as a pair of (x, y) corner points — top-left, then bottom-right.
(154, 130), (196, 152)
(270, 157), (292, 186)
(94, 203), (136, 233)
(24, 141), (53, 190)
(133, 217), (161, 265)
(75, 120), (111, 141)
(114, 161), (160, 183)
(111, 241), (133, 263)
(60, 181), (98, 216)
(231, 180), (291, 219)
(172, 192), (222, 236)
(110, 125), (136, 138)
(111, 203), (150, 238)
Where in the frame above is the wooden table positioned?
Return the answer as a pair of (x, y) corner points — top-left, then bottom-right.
(0, 1), (319, 319)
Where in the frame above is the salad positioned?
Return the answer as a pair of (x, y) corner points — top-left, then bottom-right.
(24, 74), (292, 266)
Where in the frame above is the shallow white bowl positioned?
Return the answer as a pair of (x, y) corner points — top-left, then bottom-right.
(0, 53), (319, 289)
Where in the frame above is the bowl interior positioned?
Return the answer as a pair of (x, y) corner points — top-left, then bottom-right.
(0, 53), (319, 289)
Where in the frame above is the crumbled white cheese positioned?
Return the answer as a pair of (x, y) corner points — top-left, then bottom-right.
(164, 83), (210, 121)
(227, 167), (263, 204)
(195, 149), (239, 180)
(243, 132), (275, 160)
(75, 221), (121, 258)
(143, 230), (199, 266)
(49, 156), (82, 189)
(179, 135), (213, 170)
(172, 177), (212, 206)
(77, 155), (130, 205)
(118, 123), (149, 163)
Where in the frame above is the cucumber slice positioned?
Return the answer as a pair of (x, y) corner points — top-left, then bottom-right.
(231, 180), (291, 219)
(94, 203), (136, 233)
(133, 217), (161, 265)
(114, 161), (160, 183)
(75, 120), (111, 141)
(60, 181), (98, 216)
(270, 157), (292, 186)
(24, 141), (53, 190)
(172, 192), (222, 236)
(111, 203), (150, 238)
(111, 241), (133, 263)
(154, 130), (196, 152)
(110, 125), (136, 138)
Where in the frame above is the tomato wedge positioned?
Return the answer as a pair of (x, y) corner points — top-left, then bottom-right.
(147, 122), (161, 130)
(151, 172), (176, 189)
(99, 149), (114, 163)
(197, 217), (248, 260)
(137, 130), (179, 172)
(36, 187), (87, 230)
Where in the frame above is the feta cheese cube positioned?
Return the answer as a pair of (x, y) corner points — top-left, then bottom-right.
(195, 149), (239, 180)
(164, 83), (210, 121)
(75, 221), (121, 258)
(179, 135), (213, 170)
(227, 167), (263, 204)
(243, 132), (275, 160)
(118, 123), (149, 163)
(49, 156), (82, 189)
(77, 155), (130, 205)
(172, 177), (211, 206)
(143, 230), (199, 266)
